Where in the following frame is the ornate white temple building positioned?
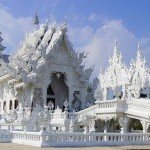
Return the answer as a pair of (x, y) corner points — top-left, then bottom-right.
(0, 20), (150, 147)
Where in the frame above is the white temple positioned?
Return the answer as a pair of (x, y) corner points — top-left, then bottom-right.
(0, 19), (150, 147)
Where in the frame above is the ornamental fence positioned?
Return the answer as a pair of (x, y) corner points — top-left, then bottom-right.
(11, 131), (150, 147)
(0, 129), (150, 147)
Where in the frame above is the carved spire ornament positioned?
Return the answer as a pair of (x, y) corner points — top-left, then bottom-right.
(33, 12), (40, 26)
(129, 44), (148, 98)
(98, 41), (129, 100)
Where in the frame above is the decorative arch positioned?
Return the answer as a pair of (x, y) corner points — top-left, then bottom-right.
(46, 72), (69, 109)
(128, 118), (143, 132)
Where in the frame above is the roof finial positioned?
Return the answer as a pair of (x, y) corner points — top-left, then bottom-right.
(33, 12), (40, 26)
(137, 42), (141, 51)
(61, 20), (68, 32)
(113, 40), (119, 54)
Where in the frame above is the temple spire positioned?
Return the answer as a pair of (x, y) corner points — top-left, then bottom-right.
(0, 32), (6, 58)
(137, 42), (141, 51)
(113, 40), (119, 53)
(109, 40), (122, 65)
(33, 12), (40, 26)
(136, 43), (145, 63)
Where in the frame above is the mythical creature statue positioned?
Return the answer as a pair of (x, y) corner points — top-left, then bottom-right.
(84, 66), (94, 81)
(63, 99), (69, 111)
(78, 52), (88, 64)
(72, 91), (82, 112)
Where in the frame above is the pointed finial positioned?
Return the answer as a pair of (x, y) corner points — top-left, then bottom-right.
(137, 42), (141, 51)
(113, 40), (119, 54)
(136, 42), (142, 60)
(61, 20), (68, 32)
(33, 12), (40, 26)
(63, 20), (67, 26)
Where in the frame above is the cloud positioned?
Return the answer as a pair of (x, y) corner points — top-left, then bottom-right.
(0, 4), (150, 80)
(69, 20), (150, 79)
(0, 4), (33, 54)
(88, 13), (103, 23)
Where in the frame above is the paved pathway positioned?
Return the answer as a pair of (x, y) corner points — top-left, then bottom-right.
(0, 143), (150, 150)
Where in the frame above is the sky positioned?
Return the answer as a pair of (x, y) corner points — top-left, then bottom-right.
(0, 0), (150, 79)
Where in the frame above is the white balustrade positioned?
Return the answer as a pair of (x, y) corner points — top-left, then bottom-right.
(98, 100), (119, 109)
(9, 131), (150, 147)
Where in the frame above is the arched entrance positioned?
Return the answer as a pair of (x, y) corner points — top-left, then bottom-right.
(47, 72), (69, 109)
(128, 118), (143, 132)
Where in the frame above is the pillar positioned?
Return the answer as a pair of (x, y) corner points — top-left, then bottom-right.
(89, 120), (95, 132)
(84, 125), (89, 133)
(140, 120), (148, 133)
(103, 88), (107, 100)
(104, 121), (109, 141)
(104, 123), (108, 133)
(68, 88), (73, 110)
(119, 116), (129, 134)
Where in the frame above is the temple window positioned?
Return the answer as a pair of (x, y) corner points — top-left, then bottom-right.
(14, 99), (19, 109)
(3, 101), (6, 110)
(139, 88), (149, 98)
(9, 100), (12, 110)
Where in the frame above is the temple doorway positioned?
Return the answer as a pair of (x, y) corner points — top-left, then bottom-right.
(47, 72), (69, 109)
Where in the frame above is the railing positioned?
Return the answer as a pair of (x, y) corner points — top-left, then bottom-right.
(12, 131), (42, 147)
(97, 99), (125, 109)
(11, 131), (150, 147)
(98, 100), (117, 108)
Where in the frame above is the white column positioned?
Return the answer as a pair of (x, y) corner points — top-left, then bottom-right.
(140, 120), (148, 133)
(103, 88), (107, 100)
(104, 123), (108, 133)
(84, 125), (89, 133)
(89, 120), (95, 132)
(104, 121), (108, 141)
(68, 88), (73, 110)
